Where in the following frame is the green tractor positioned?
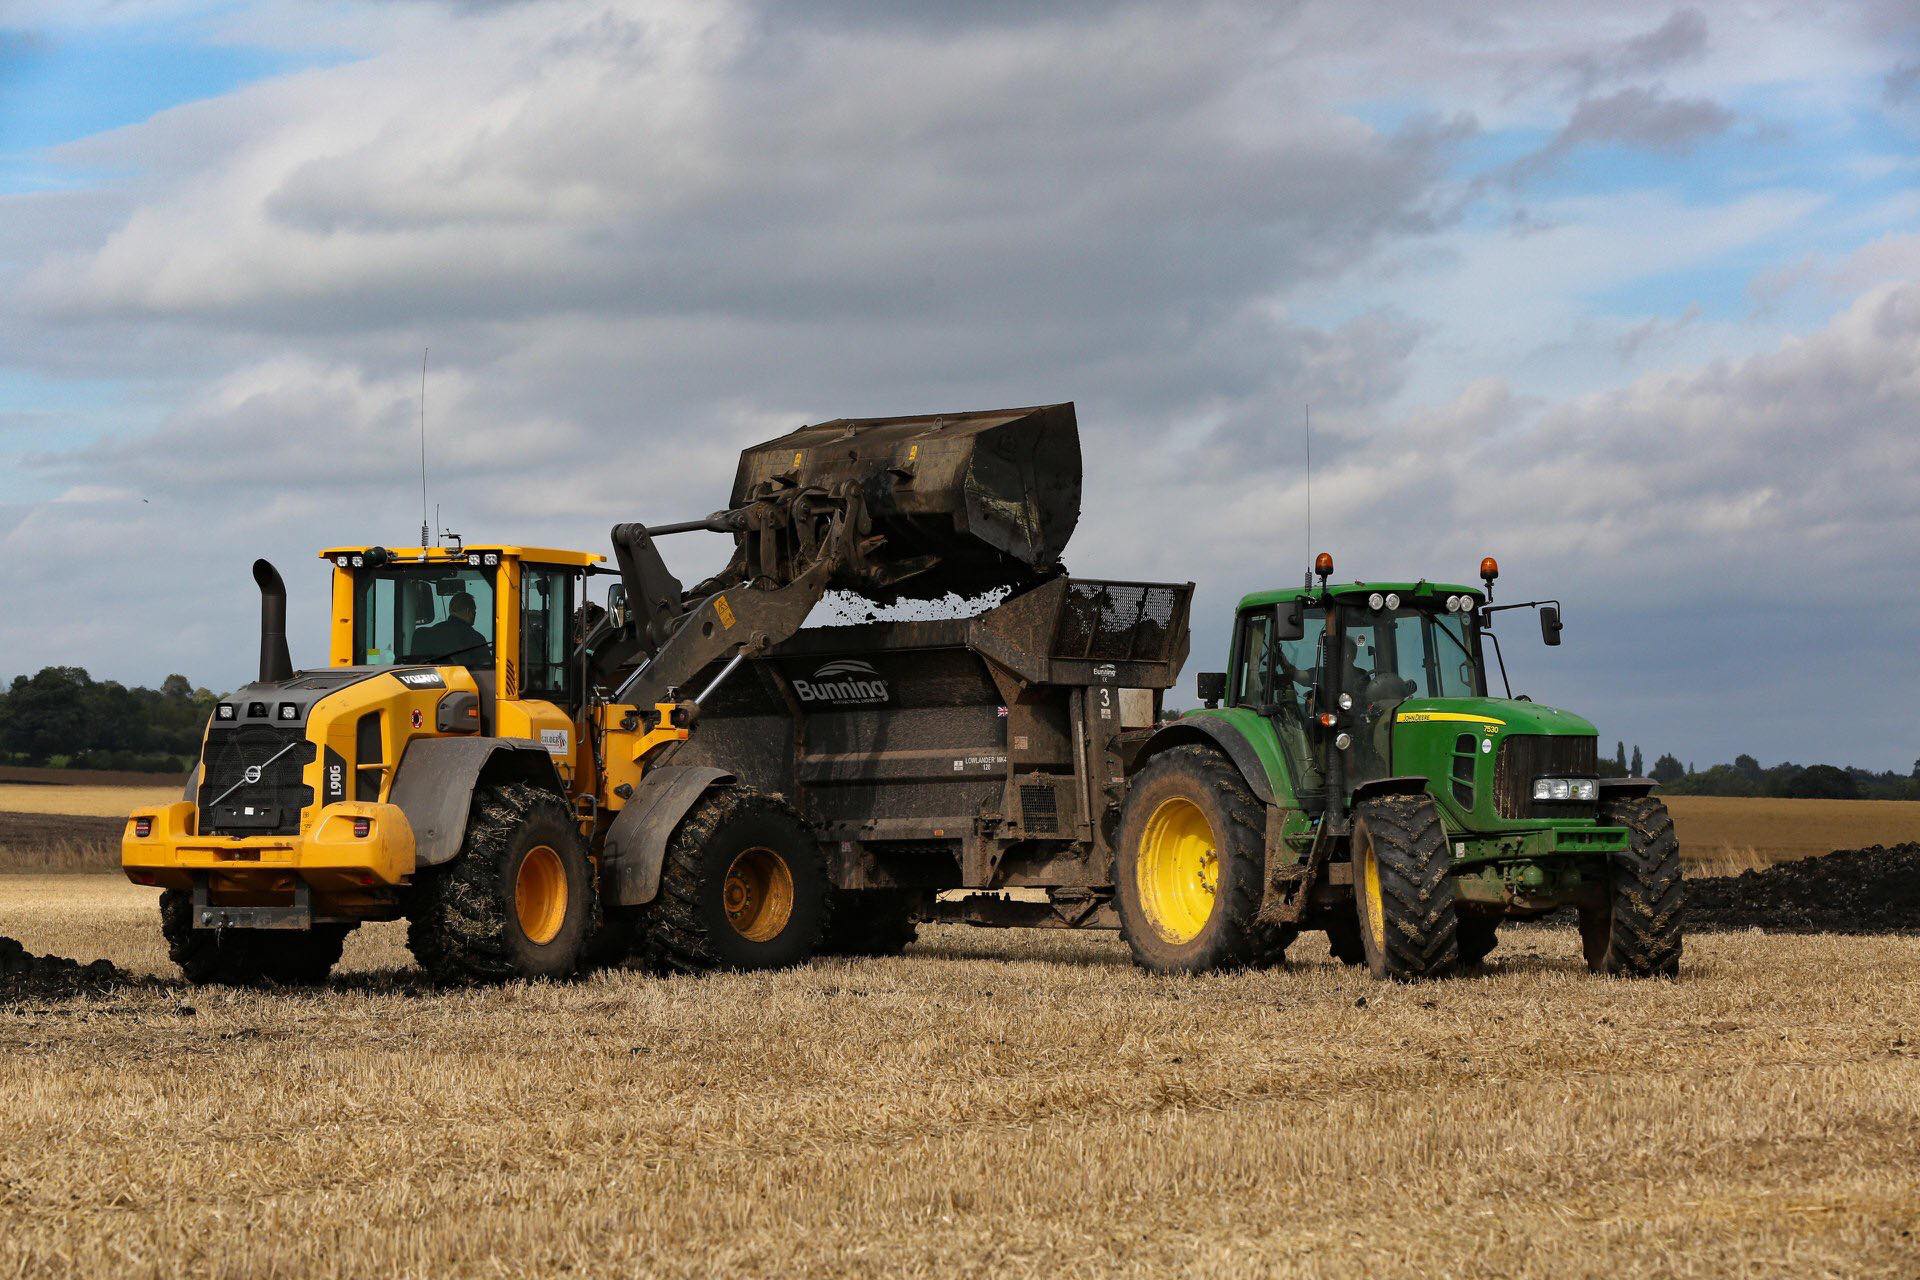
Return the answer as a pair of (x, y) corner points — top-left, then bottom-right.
(1113, 553), (1681, 979)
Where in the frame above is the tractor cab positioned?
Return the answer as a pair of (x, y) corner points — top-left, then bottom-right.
(1211, 555), (1599, 837)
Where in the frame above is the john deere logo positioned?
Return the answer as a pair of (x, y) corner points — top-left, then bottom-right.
(793, 659), (889, 705)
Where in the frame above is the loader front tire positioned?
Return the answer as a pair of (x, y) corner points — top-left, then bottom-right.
(1114, 744), (1290, 974)
(406, 781), (598, 983)
(159, 889), (351, 986)
(1350, 793), (1459, 981)
(640, 788), (830, 973)
(1580, 795), (1683, 978)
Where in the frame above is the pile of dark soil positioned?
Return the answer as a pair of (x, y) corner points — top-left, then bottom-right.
(0, 934), (133, 1003)
(1687, 844), (1920, 934)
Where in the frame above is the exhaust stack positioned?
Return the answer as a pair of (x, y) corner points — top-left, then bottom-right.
(252, 559), (294, 684)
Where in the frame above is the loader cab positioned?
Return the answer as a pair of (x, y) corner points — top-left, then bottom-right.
(321, 544), (604, 711)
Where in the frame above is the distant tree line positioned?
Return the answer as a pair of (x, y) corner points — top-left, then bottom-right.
(1602, 741), (1920, 801)
(0, 667), (215, 774)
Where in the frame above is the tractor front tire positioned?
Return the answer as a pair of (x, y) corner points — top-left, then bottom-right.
(1580, 795), (1683, 978)
(639, 789), (831, 974)
(1457, 916), (1500, 968)
(160, 890), (351, 986)
(1323, 913), (1368, 966)
(1114, 744), (1290, 974)
(820, 889), (925, 957)
(1350, 793), (1459, 981)
(407, 781), (598, 983)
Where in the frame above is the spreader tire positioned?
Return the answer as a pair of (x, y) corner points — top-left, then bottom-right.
(1581, 795), (1683, 978)
(406, 781), (598, 983)
(820, 890), (924, 957)
(1114, 744), (1291, 974)
(639, 788), (830, 973)
(160, 890), (352, 986)
(1350, 793), (1459, 981)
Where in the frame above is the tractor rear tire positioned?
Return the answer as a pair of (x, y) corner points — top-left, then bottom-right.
(1581, 795), (1683, 978)
(639, 788), (831, 974)
(1350, 793), (1459, 981)
(407, 781), (598, 983)
(819, 890), (924, 957)
(1114, 744), (1291, 974)
(160, 890), (352, 986)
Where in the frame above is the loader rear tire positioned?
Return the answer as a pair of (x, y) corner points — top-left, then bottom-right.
(819, 890), (924, 957)
(1580, 795), (1683, 978)
(1114, 744), (1291, 974)
(1350, 793), (1459, 981)
(406, 781), (598, 983)
(639, 788), (830, 974)
(159, 890), (351, 986)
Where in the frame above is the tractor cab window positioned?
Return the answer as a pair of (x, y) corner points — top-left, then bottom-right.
(1334, 600), (1485, 785)
(520, 566), (577, 703)
(355, 568), (496, 668)
(1233, 602), (1326, 804)
(1233, 611), (1271, 706)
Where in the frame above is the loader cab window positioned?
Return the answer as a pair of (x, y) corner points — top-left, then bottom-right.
(355, 568), (496, 668)
(520, 566), (577, 703)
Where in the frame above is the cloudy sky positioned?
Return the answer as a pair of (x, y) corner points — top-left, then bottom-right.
(2, 0), (1916, 769)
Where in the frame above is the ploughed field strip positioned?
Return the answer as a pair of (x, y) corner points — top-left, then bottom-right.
(1686, 843), (1920, 934)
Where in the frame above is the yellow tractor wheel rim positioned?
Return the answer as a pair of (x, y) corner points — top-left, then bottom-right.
(722, 847), (795, 943)
(1136, 796), (1219, 945)
(1358, 831), (1387, 955)
(515, 844), (569, 946)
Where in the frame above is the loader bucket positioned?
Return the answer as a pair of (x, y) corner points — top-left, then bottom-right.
(733, 403), (1082, 599)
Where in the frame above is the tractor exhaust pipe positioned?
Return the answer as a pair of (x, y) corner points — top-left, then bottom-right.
(253, 559), (294, 684)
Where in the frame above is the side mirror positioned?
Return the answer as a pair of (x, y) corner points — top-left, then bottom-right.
(606, 584), (630, 630)
(1540, 604), (1563, 646)
(1196, 671), (1227, 708)
(1273, 601), (1305, 642)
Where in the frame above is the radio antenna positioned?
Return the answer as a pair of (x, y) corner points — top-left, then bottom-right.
(418, 348), (431, 549)
(1304, 403), (1313, 580)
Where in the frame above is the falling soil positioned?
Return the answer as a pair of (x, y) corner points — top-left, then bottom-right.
(0, 934), (136, 1004)
(1687, 843), (1920, 934)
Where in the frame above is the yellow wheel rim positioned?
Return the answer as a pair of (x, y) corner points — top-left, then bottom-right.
(515, 844), (569, 946)
(1358, 829), (1387, 954)
(1136, 797), (1219, 945)
(723, 847), (795, 943)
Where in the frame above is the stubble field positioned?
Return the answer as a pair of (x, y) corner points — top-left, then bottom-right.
(3, 874), (1918, 1279)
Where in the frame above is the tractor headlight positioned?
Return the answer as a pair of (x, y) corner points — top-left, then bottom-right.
(1384, 593), (1400, 609)
(1531, 777), (1598, 802)
(1368, 592), (1384, 610)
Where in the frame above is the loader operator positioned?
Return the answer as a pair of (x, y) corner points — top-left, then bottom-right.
(410, 591), (490, 665)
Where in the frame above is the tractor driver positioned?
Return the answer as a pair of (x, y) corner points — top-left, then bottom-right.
(411, 591), (490, 665)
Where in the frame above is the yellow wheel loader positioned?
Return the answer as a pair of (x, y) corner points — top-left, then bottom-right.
(122, 405), (1083, 984)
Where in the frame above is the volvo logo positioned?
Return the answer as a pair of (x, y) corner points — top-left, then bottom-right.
(243, 765), (264, 785)
(792, 658), (889, 705)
